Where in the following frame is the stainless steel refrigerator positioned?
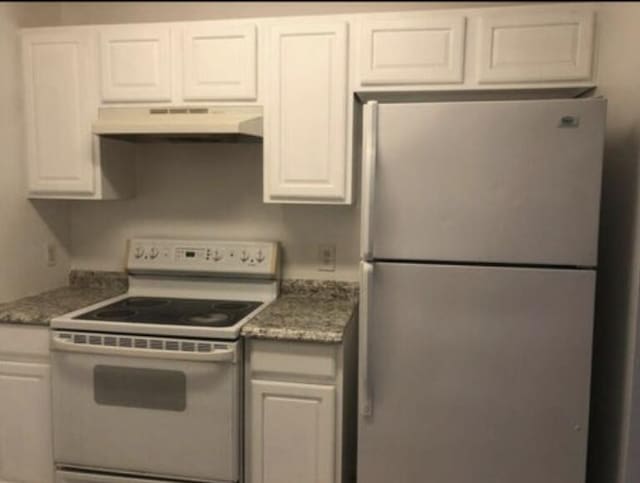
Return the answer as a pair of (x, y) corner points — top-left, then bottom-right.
(358, 98), (606, 483)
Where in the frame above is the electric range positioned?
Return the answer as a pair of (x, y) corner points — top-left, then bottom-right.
(52, 238), (279, 339)
(50, 238), (279, 483)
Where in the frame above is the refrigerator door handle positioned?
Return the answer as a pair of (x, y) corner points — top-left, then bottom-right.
(361, 101), (378, 261)
(359, 261), (374, 417)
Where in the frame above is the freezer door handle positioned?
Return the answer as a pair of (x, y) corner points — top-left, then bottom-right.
(361, 101), (378, 261)
(359, 261), (374, 417)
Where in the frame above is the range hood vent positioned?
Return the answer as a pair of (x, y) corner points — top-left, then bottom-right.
(92, 106), (263, 143)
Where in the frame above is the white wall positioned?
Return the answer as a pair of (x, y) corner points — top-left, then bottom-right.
(589, 3), (640, 483)
(58, 1), (512, 25)
(0, 2), (69, 303)
(70, 143), (360, 280)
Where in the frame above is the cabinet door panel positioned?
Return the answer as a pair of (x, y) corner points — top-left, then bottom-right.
(265, 22), (349, 202)
(477, 10), (595, 83)
(360, 14), (466, 85)
(22, 30), (96, 196)
(182, 23), (257, 101)
(0, 361), (53, 483)
(250, 380), (335, 483)
(100, 25), (172, 102)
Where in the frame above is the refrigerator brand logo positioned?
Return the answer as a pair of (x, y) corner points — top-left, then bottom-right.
(559, 115), (580, 128)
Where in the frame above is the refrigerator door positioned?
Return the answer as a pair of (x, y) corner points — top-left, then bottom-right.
(362, 98), (605, 266)
(358, 262), (595, 483)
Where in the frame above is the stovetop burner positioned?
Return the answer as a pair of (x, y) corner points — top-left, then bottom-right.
(74, 297), (262, 328)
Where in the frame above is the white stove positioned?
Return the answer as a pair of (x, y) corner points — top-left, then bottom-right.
(52, 238), (279, 339)
(50, 238), (279, 483)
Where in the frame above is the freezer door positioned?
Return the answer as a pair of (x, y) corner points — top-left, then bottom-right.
(365, 98), (605, 266)
(358, 262), (595, 483)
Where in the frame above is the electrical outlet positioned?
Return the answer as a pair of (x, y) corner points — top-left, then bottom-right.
(318, 244), (336, 272)
(46, 243), (57, 267)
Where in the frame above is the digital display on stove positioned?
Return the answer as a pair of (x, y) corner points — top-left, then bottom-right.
(177, 247), (205, 261)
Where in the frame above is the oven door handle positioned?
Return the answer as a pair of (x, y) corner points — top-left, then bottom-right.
(51, 336), (237, 363)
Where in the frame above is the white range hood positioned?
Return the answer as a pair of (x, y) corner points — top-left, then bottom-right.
(93, 106), (263, 143)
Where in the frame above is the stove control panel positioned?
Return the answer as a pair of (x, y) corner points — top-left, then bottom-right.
(127, 239), (279, 278)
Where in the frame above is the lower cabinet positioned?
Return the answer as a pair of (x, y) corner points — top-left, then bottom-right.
(0, 326), (53, 483)
(245, 332), (357, 483)
(250, 381), (336, 483)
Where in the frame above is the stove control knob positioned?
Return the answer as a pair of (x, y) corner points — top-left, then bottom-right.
(134, 246), (145, 259)
(213, 249), (223, 262)
(240, 250), (249, 262)
(149, 247), (159, 259)
(256, 250), (265, 263)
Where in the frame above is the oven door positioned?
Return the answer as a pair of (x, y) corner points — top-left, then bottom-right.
(51, 331), (241, 483)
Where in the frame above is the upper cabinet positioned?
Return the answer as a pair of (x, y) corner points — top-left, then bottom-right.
(22, 28), (134, 199)
(98, 22), (258, 104)
(476, 10), (595, 84)
(355, 5), (597, 91)
(263, 21), (351, 203)
(100, 25), (173, 102)
(21, 4), (599, 203)
(181, 23), (257, 101)
(22, 29), (97, 196)
(359, 14), (466, 86)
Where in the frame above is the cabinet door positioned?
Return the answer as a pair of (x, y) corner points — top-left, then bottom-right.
(360, 14), (466, 85)
(100, 25), (172, 102)
(264, 22), (349, 203)
(181, 23), (257, 101)
(0, 361), (53, 483)
(22, 30), (97, 196)
(249, 380), (335, 483)
(477, 9), (595, 83)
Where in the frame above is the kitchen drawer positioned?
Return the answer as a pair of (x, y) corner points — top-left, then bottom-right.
(0, 325), (49, 360)
(247, 339), (338, 381)
(56, 470), (175, 482)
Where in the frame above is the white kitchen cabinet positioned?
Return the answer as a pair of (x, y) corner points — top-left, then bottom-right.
(21, 4), (600, 202)
(0, 326), (53, 483)
(22, 29), (96, 196)
(250, 380), (335, 483)
(22, 29), (135, 200)
(181, 23), (257, 101)
(100, 25), (173, 102)
(245, 331), (357, 483)
(263, 21), (351, 203)
(476, 9), (595, 83)
(359, 13), (466, 85)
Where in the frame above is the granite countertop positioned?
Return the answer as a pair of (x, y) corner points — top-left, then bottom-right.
(0, 271), (127, 326)
(0, 272), (358, 343)
(241, 279), (359, 343)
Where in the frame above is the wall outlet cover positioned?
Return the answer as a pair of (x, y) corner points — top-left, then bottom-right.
(46, 243), (57, 267)
(318, 244), (336, 272)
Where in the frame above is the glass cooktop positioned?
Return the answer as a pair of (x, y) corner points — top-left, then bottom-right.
(74, 297), (262, 327)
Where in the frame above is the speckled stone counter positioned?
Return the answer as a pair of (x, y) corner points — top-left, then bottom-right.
(241, 279), (359, 343)
(0, 271), (127, 326)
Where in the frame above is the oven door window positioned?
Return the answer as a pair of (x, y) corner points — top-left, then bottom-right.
(94, 365), (186, 411)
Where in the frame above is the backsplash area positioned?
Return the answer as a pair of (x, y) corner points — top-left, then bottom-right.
(69, 142), (360, 281)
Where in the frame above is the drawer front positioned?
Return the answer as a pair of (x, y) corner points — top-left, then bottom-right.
(0, 325), (50, 359)
(56, 470), (175, 482)
(248, 339), (337, 381)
